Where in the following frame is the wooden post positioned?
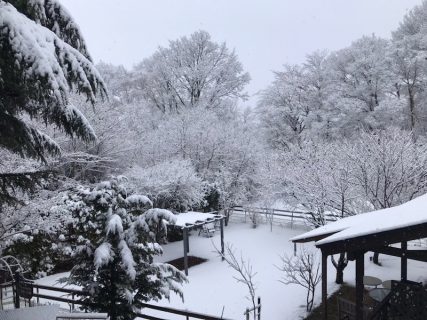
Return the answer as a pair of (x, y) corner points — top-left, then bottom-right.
(14, 272), (20, 309)
(401, 241), (407, 281)
(321, 251), (328, 320)
(220, 218), (225, 261)
(355, 252), (365, 320)
(186, 229), (190, 253)
(183, 228), (189, 276)
(257, 296), (261, 320)
(291, 211), (294, 229)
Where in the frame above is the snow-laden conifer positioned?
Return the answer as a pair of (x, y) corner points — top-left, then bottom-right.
(57, 176), (186, 320)
(0, 0), (106, 206)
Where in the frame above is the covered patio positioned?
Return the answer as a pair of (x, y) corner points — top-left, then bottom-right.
(172, 211), (225, 275)
(292, 194), (427, 320)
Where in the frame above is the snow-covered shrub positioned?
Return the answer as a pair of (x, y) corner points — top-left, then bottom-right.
(57, 176), (186, 320)
(247, 208), (261, 228)
(127, 160), (207, 212)
(2, 230), (71, 278)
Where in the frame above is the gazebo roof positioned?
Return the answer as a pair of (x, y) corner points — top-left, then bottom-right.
(291, 194), (427, 255)
(173, 211), (222, 228)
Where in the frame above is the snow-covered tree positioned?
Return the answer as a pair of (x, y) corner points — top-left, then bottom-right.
(57, 177), (186, 320)
(329, 35), (391, 113)
(277, 141), (357, 228)
(132, 30), (250, 112)
(258, 65), (311, 150)
(127, 160), (207, 212)
(0, 0), (106, 205)
(132, 107), (262, 209)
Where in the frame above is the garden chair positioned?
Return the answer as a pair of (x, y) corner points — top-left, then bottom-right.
(198, 222), (216, 237)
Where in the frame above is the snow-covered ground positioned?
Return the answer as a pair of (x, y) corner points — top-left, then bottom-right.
(36, 221), (427, 320)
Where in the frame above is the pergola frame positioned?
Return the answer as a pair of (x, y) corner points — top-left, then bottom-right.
(171, 214), (225, 276)
(293, 222), (427, 320)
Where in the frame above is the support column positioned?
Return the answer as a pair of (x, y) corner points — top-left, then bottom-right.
(321, 250), (328, 320)
(401, 241), (407, 281)
(355, 252), (365, 320)
(220, 218), (225, 261)
(183, 228), (189, 276)
(14, 272), (20, 309)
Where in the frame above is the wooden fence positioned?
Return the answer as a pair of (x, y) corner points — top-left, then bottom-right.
(1, 277), (231, 320)
(227, 206), (336, 227)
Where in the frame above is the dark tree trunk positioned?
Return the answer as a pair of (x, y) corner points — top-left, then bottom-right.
(408, 87), (416, 131)
(373, 252), (381, 265)
(331, 253), (348, 284)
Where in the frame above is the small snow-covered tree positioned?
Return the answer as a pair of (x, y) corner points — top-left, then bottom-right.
(217, 243), (258, 320)
(58, 176), (186, 320)
(278, 249), (321, 312)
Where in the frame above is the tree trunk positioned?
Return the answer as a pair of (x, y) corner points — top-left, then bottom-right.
(408, 88), (416, 131)
(331, 253), (348, 284)
(373, 252), (381, 265)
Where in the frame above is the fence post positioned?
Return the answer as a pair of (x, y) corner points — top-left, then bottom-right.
(183, 228), (189, 276)
(72, 292), (75, 311)
(291, 211), (294, 229)
(14, 272), (20, 309)
(258, 296), (261, 320)
(37, 287), (40, 305)
(245, 308), (250, 320)
(220, 218), (225, 261)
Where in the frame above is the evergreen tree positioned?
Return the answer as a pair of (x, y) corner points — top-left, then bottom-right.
(0, 0), (106, 204)
(57, 176), (186, 320)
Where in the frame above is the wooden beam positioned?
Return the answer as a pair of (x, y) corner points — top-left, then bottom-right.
(374, 246), (427, 262)
(292, 231), (339, 244)
(401, 241), (407, 281)
(321, 251), (328, 320)
(317, 222), (427, 255)
(355, 253), (364, 320)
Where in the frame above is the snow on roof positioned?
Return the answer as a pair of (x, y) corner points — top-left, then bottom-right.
(173, 211), (222, 228)
(291, 193), (427, 246)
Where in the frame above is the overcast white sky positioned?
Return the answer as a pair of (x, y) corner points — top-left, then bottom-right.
(61, 0), (422, 106)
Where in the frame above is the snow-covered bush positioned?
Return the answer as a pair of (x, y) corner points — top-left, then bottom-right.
(57, 176), (186, 320)
(127, 160), (207, 212)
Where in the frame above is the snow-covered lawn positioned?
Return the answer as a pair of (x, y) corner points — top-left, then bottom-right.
(36, 221), (427, 320)
(148, 222), (315, 320)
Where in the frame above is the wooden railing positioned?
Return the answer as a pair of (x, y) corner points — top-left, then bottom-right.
(227, 206), (336, 226)
(337, 297), (371, 320)
(2, 277), (231, 320)
(369, 280), (427, 320)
